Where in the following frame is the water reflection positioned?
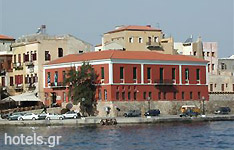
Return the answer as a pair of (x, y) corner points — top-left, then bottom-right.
(0, 122), (234, 150)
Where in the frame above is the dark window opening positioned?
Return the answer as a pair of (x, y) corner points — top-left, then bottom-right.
(58, 48), (63, 57)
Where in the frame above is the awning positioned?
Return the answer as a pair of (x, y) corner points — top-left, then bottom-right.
(9, 93), (41, 102)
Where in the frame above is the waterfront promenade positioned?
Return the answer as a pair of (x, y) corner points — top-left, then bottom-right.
(1, 114), (234, 126)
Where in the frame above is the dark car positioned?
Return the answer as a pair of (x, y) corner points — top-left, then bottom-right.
(1, 112), (12, 119)
(8, 112), (25, 121)
(144, 109), (160, 117)
(124, 110), (141, 117)
(214, 107), (231, 114)
(38, 113), (47, 120)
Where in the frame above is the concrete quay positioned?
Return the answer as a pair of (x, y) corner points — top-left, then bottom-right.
(0, 114), (234, 126)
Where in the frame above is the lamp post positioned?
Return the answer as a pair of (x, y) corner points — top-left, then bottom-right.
(202, 96), (205, 115)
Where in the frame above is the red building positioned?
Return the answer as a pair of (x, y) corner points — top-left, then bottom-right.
(43, 50), (208, 106)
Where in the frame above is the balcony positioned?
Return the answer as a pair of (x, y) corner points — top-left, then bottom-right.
(0, 70), (6, 76)
(14, 84), (23, 90)
(49, 82), (66, 88)
(146, 42), (162, 50)
(25, 83), (36, 91)
(154, 79), (175, 85)
(25, 61), (34, 67)
(13, 63), (23, 70)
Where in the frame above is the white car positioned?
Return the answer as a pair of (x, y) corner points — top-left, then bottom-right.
(62, 111), (80, 119)
(18, 113), (39, 121)
(45, 113), (64, 120)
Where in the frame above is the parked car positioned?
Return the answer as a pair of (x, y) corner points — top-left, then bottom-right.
(123, 110), (141, 117)
(144, 109), (160, 116)
(46, 113), (64, 120)
(214, 107), (231, 114)
(37, 113), (48, 120)
(63, 111), (80, 119)
(179, 105), (200, 117)
(1, 112), (13, 119)
(8, 112), (25, 121)
(18, 113), (39, 121)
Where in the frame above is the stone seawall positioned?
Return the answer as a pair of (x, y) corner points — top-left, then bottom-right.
(97, 100), (234, 117)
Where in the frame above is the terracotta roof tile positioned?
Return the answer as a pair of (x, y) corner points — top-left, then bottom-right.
(45, 50), (207, 66)
(0, 34), (15, 40)
(106, 25), (161, 34)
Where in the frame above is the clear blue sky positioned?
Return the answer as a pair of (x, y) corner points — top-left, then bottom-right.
(0, 0), (233, 58)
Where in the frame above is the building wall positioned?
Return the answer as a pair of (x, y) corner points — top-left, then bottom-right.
(203, 42), (218, 75)
(44, 60), (208, 107)
(102, 30), (174, 54)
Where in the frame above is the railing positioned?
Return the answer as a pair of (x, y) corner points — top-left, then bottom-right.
(13, 63), (23, 70)
(0, 70), (6, 76)
(25, 83), (36, 90)
(49, 82), (66, 88)
(14, 84), (23, 90)
(146, 41), (160, 47)
(25, 61), (34, 66)
(154, 79), (175, 85)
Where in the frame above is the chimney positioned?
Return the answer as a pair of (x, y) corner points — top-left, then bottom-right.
(41, 25), (46, 34)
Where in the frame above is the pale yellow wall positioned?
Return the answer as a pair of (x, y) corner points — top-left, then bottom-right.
(102, 30), (174, 54)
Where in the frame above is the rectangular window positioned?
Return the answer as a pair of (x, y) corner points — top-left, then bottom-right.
(58, 48), (63, 57)
(128, 92), (131, 100)
(148, 92), (152, 100)
(173, 92), (176, 99)
(185, 68), (189, 80)
(154, 37), (158, 42)
(158, 92), (161, 100)
(122, 92), (125, 100)
(104, 89), (107, 101)
(143, 92), (147, 100)
(212, 52), (215, 57)
(138, 37), (143, 43)
(18, 54), (21, 63)
(147, 67), (151, 80)
(172, 68), (176, 80)
(190, 92), (193, 99)
(10, 76), (14, 86)
(101, 67), (105, 79)
(14, 55), (16, 63)
(54, 71), (58, 85)
(221, 84), (224, 92)
(45, 51), (51, 61)
(210, 84), (213, 92)
(33, 51), (37, 61)
(160, 68), (164, 83)
(62, 71), (66, 80)
(98, 89), (102, 100)
(212, 64), (214, 70)
(196, 69), (200, 80)
(198, 92), (201, 99)
(116, 91), (119, 100)
(47, 72), (51, 84)
(134, 92), (137, 100)
(133, 67), (137, 80)
(120, 67), (124, 79)
(63, 92), (66, 102)
(182, 92), (185, 100)
(163, 92), (166, 99)
(129, 37), (133, 43)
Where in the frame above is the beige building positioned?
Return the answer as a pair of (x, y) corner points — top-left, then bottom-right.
(174, 35), (203, 59)
(95, 25), (175, 54)
(7, 25), (93, 104)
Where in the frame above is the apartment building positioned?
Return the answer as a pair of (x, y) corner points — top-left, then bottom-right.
(0, 34), (15, 88)
(7, 25), (93, 104)
(95, 25), (175, 54)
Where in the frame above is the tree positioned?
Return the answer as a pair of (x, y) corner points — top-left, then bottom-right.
(65, 62), (98, 116)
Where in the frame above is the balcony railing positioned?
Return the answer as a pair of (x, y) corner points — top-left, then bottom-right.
(49, 82), (66, 88)
(13, 63), (23, 70)
(25, 61), (34, 66)
(146, 41), (160, 47)
(0, 70), (6, 76)
(25, 83), (36, 91)
(14, 84), (23, 90)
(154, 79), (175, 85)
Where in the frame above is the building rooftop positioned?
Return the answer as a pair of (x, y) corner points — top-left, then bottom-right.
(0, 34), (15, 40)
(45, 50), (208, 66)
(106, 25), (161, 34)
